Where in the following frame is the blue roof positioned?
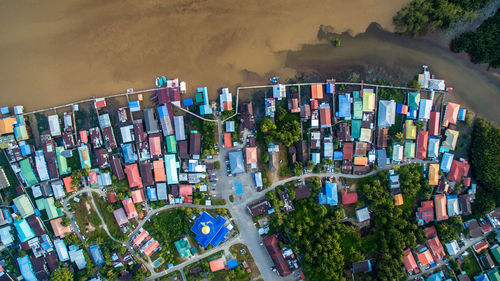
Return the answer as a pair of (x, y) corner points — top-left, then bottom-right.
(17, 256), (37, 281)
(407, 107), (417, 119)
(1, 107), (9, 114)
(122, 143), (137, 164)
(147, 188), (157, 201)
(319, 182), (338, 206)
(337, 94), (351, 118)
(235, 181), (243, 194)
(440, 152), (454, 173)
(334, 151), (343, 160)
(376, 149), (388, 168)
(89, 244), (105, 265)
(183, 98), (194, 106)
(326, 83), (334, 94)
(14, 219), (35, 243)
(396, 103), (404, 114)
(158, 105), (169, 118)
(129, 101), (141, 112)
(20, 144), (31, 156)
(200, 104), (212, 115)
(475, 274), (489, 281)
(191, 212), (229, 248)
(227, 259), (238, 269)
(253, 172), (263, 187)
(427, 272), (444, 281)
(458, 109), (466, 121)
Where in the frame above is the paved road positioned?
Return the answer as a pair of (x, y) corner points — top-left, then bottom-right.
(409, 236), (485, 280)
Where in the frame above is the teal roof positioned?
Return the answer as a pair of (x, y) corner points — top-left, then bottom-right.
(488, 268), (500, 281)
(353, 91), (363, 120)
(491, 245), (500, 263)
(174, 237), (192, 258)
(14, 219), (35, 243)
(408, 92), (420, 109)
(404, 142), (415, 159)
(166, 135), (177, 153)
(351, 120), (361, 139)
(20, 159), (38, 186)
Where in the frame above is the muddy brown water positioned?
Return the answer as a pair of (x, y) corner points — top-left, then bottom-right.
(0, 0), (499, 123)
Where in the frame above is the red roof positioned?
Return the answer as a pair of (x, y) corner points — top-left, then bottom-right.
(246, 147), (257, 164)
(448, 160), (470, 182)
(319, 106), (331, 127)
(149, 136), (162, 156)
(88, 170), (98, 185)
(435, 194), (448, 221)
(463, 177), (471, 187)
(264, 234), (291, 276)
(342, 190), (358, 205)
(79, 130), (88, 143)
(131, 189), (145, 203)
(424, 225), (437, 239)
(95, 98), (106, 109)
(122, 198), (138, 219)
(473, 241), (489, 253)
(143, 240), (159, 256)
(153, 160), (166, 182)
(481, 223), (492, 234)
(62, 176), (74, 193)
(179, 185), (193, 203)
(443, 102), (460, 127)
(310, 99), (319, 110)
(224, 133), (232, 148)
(429, 112), (440, 136)
(124, 164), (143, 188)
(107, 192), (117, 203)
(403, 249), (418, 272)
(417, 249), (434, 266)
(343, 142), (354, 161)
(133, 230), (149, 247)
(311, 83), (323, 99)
(209, 259), (225, 272)
(418, 200), (434, 223)
(416, 131), (428, 159)
(427, 236), (446, 261)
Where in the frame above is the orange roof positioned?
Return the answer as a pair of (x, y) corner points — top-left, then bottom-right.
(403, 249), (418, 272)
(144, 240), (159, 256)
(427, 236), (446, 261)
(88, 170), (98, 185)
(153, 160), (166, 182)
(224, 133), (232, 148)
(429, 164), (439, 186)
(223, 101), (233, 111)
(354, 157), (368, 166)
(79, 130), (88, 143)
(50, 218), (71, 238)
(149, 136), (162, 156)
(62, 176), (74, 193)
(124, 164), (143, 188)
(394, 193), (404, 206)
(474, 241), (489, 253)
(133, 230), (149, 247)
(209, 259), (225, 272)
(179, 185), (193, 203)
(417, 249), (434, 266)
(310, 99), (319, 110)
(131, 189), (145, 203)
(434, 194), (448, 221)
(0, 117), (16, 135)
(443, 102), (460, 127)
(311, 83), (323, 99)
(246, 147), (257, 164)
(122, 198), (138, 219)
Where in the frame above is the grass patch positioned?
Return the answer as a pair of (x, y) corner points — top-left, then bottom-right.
(72, 196), (101, 234)
(211, 198), (226, 206)
(92, 194), (127, 241)
(229, 243), (261, 279)
(157, 271), (182, 281)
(183, 250), (251, 281)
(229, 195), (234, 203)
(462, 250), (481, 278)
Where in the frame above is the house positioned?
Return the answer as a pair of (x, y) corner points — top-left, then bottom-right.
(245, 147), (258, 169)
(319, 103), (332, 128)
(164, 154), (179, 184)
(48, 115), (61, 137)
(210, 259), (225, 272)
(359, 128), (372, 143)
(89, 244), (105, 265)
(356, 207), (370, 222)
(378, 100), (396, 127)
(263, 234), (291, 276)
(429, 112), (441, 136)
(405, 120), (417, 140)
(148, 134), (162, 158)
(157, 105), (175, 136)
(394, 193), (404, 206)
(428, 163), (439, 186)
(296, 140), (308, 165)
(311, 83), (323, 99)
(0, 117), (16, 135)
(474, 241), (489, 253)
(146, 187), (157, 201)
(377, 128), (389, 148)
(448, 160), (470, 182)
(224, 133), (232, 148)
(319, 182), (338, 206)
(89, 127), (103, 148)
(95, 98), (106, 109)
(191, 212), (229, 248)
(435, 194), (448, 221)
(311, 131), (321, 150)
(77, 145), (91, 170)
(144, 108), (159, 134)
(13, 194), (35, 218)
(266, 98), (277, 118)
(166, 135), (177, 154)
(54, 239), (69, 261)
(480, 253), (495, 269)
(440, 153), (454, 173)
(79, 130), (88, 143)
(416, 131), (428, 159)
(247, 199), (272, 217)
(173, 116), (186, 141)
(124, 164), (143, 189)
(376, 149), (389, 168)
(122, 198), (138, 219)
(445, 240), (460, 256)
(427, 137), (440, 159)
(153, 160), (166, 182)
(139, 161), (154, 187)
(19, 158), (38, 186)
(417, 248), (434, 267)
(443, 102), (460, 127)
(133, 120), (147, 144)
(0, 226), (14, 247)
(189, 132), (201, 158)
(392, 143), (404, 162)
(179, 185), (193, 203)
(175, 237), (193, 259)
(34, 150), (50, 182)
(337, 122), (351, 142)
(156, 183), (167, 200)
(288, 93), (299, 113)
(408, 92), (420, 109)
(403, 249), (418, 273)
(353, 91), (363, 119)
(352, 260), (372, 274)
(362, 89), (375, 112)
(418, 200), (435, 224)
(273, 84), (286, 99)
(69, 246), (87, 270)
(239, 102), (255, 131)
(220, 88), (233, 111)
(295, 186), (311, 200)
(131, 189), (146, 203)
(95, 148), (109, 168)
(419, 99), (432, 120)
(14, 219), (35, 242)
(110, 154), (125, 180)
(229, 150), (245, 174)
(404, 141), (415, 159)
(50, 218), (71, 238)
(343, 142), (354, 162)
(459, 194), (472, 216)
(447, 195), (460, 216)
(133, 230), (149, 247)
(427, 236), (446, 261)
(337, 94), (352, 119)
(17, 255), (37, 281)
(442, 129), (459, 151)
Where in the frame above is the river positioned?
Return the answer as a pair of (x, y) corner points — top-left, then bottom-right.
(0, 0), (498, 123)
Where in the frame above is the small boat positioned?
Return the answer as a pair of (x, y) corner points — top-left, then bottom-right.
(155, 77), (162, 87)
(161, 76), (167, 84)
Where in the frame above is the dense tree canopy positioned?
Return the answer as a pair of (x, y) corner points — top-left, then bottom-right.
(451, 9), (500, 68)
(50, 267), (73, 281)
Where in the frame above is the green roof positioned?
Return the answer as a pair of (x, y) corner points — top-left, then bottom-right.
(166, 135), (177, 153)
(56, 146), (71, 175)
(491, 245), (500, 263)
(488, 268), (500, 281)
(353, 91), (363, 120)
(20, 158), (38, 186)
(174, 238), (192, 259)
(13, 194), (34, 218)
(351, 120), (362, 139)
(404, 142), (415, 159)
(44, 197), (62, 220)
(15, 125), (29, 141)
(408, 92), (420, 109)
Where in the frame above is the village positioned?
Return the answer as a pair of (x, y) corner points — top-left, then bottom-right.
(0, 67), (498, 281)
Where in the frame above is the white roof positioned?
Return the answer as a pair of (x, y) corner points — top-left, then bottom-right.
(273, 84), (286, 99)
(35, 150), (49, 182)
(226, 121), (235, 133)
(0, 226), (14, 246)
(48, 115), (61, 137)
(445, 240), (460, 256)
(427, 138), (440, 158)
(418, 99), (432, 120)
(392, 144), (403, 162)
(428, 79), (445, 91)
(98, 114), (111, 129)
(54, 239), (70, 261)
(356, 207), (370, 222)
(31, 185), (42, 198)
(447, 197), (460, 217)
(69, 248), (87, 270)
(120, 125), (134, 143)
(378, 100), (396, 128)
(51, 180), (65, 200)
(173, 116), (186, 141)
(156, 183), (167, 200)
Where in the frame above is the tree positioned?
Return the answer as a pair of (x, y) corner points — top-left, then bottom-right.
(214, 161), (221, 170)
(260, 118), (276, 134)
(331, 38), (341, 47)
(60, 217), (71, 227)
(407, 79), (421, 90)
(50, 267), (73, 281)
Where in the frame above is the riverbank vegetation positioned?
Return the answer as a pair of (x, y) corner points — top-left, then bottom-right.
(469, 118), (499, 217)
(451, 8), (500, 68)
(393, 0), (493, 36)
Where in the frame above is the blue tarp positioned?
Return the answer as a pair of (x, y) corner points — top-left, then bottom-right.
(396, 103), (404, 114)
(235, 180), (243, 194)
(191, 212), (229, 248)
(89, 244), (105, 265)
(227, 259), (238, 269)
(183, 98), (194, 106)
(318, 182), (337, 206)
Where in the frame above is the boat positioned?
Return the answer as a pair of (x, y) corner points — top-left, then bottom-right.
(155, 77), (162, 87)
